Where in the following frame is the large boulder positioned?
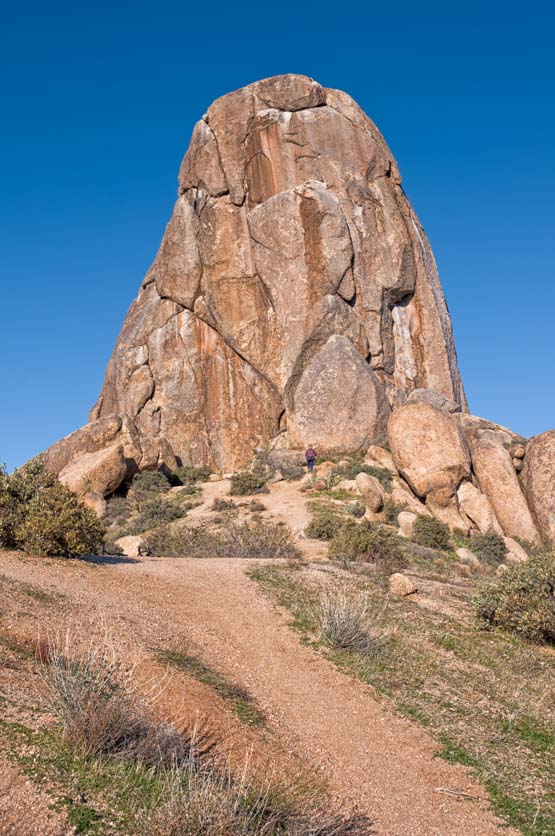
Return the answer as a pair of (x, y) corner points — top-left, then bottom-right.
(58, 445), (128, 498)
(355, 472), (385, 513)
(387, 403), (471, 498)
(465, 431), (539, 542)
(520, 431), (555, 541)
(43, 74), (467, 474)
(456, 481), (503, 535)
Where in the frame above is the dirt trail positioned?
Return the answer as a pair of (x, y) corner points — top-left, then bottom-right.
(0, 551), (518, 836)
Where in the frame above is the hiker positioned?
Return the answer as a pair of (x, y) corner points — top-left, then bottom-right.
(305, 445), (317, 473)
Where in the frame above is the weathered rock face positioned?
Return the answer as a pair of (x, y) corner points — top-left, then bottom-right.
(521, 431), (555, 541)
(43, 73), (468, 489)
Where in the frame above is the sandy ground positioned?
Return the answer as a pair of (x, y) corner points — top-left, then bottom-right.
(0, 545), (519, 836)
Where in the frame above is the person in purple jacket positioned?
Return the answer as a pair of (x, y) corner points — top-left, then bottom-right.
(305, 445), (317, 473)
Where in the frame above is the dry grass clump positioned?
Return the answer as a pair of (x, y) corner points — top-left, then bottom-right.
(212, 497), (237, 512)
(146, 761), (371, 836)
(305, 508), (344, 541)
(145, 520), (300, 560)
(40, 634), (202, 766)
(328, 521), (405, 574)
(314, 587), (386, 656)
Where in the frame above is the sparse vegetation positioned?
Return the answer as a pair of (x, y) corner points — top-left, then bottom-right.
(212, 497), (237, 512)
(250, 561), (555, 835)
(171, 465), (211, 486)
(230, 471), (269, 496)
(468, 531), (507, 566)
(0, 460), (104, 557)
(382, 497), (406, 525)
(305, 507), (344, 540)
(345, 501), (366, 519)
(145, 520), (299, 560)
(129, 470), (171, 504)
(473, 551), (555, 642)
(411, 515), (450, 551)
(328, 520), (405, 572)
(329, 459), (392, 492)
(153, 648), (265, 727)
(315, 588), (381, 654)
(126, 497), (186, 535)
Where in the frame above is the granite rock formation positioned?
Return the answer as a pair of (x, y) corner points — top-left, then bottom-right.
(43, 74), (468, 492)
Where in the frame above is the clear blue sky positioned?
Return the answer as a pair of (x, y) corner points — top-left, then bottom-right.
(1, 1), (554, 471)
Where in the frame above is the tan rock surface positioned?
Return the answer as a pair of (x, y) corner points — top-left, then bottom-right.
(503, 537), (529, 563)
(389, 573), (418, 596)
(58, 445), (127, 497)
(466, 431), (539, 542)
(355, 472), (385, 512)
(457, 481), (503, 535)
(388, 403), (471, 497)
(520, 431), (555, 541)
(44, 74), (467, 477)
(397, 511), (417, 537)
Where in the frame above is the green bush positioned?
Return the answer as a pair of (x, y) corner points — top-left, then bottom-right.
(328, 520), (405, 570)
(345, 501), (366, 519)
(172, 465), (211, 486)
(0, 461), (104, 557)
(412, 515), (450, 551)
(469, 531), (507, 566)
(305, 508), (344, 541)
(473, 553), (555, 643)
(229, 471), (268, 496)
(382, 497), (406, 525)
(280, 462), (305, 481)
(102, 495), (130, 530)
(129, 470), (170, 506)
(126, 498), (186, 535)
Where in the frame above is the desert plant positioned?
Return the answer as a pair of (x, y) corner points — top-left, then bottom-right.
(305, 508), (344, 541)
(328, 520), (405, 570)
(211, 497), (237, 512)
(468, 531), (507, 566)
(412, 515), (450, 551)
(127, 497), (186, 535)
(230, 471), (268, 496)
(129, 470), (171, 507)
(145, 520), (299, 561)
(314, 588), (385, 656)
(473, 552), (555, 643)
(382, 497), (406, 525)
(17, 485), (104, 557)
(225, 521), (300, 560)
(172, 465), (211, 486)
(102, 495), (130, 530)
(280, 462), (305, 481)
(345, 501), (366, 519)
(248, 499), (266, 513)
(40, 633), (201, 765)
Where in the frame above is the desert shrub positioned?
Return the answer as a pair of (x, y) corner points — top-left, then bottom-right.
(305, 508), (344, 541)
(129, 470), (170, 506)
(345, 501), (366, 519)
(127, 498), (186, 535)
(330, 461), (392, 491)
(225, 521), (300, 560)
(102, 495), (130, 530)
(230, 471), (268, 496)
(41, 636), (200, 765)
(328, 521), (405, 570)
(172, 465), (212, 486)
(280, 462), (305, 481)
(473, 553), (555, 643)
(412, 515), (450, 551)
(146, 760), (370, 836)
(315, 588), (375, 653)
(248, 499), (266, 512)
(382, 497), (406, 525)
(0, 460), (104, 557)
(145, 520), (299, 560)
(469, 531), (507, 566)
(211, 497), (237, 512)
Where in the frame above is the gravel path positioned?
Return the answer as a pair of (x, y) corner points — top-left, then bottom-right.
(0, 550), (519, 836)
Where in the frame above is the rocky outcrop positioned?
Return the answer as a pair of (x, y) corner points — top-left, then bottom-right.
(387, 403), (471, 497)
(521, 431), (555, 541)
(43, 73), (467, 489)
